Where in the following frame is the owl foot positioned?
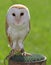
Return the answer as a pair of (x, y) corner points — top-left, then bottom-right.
(22, 52), (31, 56)
(20, 49), (31, 56)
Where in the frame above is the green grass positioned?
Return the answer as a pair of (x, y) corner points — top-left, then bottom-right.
(0, 0), (51, 65)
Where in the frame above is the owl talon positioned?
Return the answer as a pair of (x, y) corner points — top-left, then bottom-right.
(22, 52), (31, 56)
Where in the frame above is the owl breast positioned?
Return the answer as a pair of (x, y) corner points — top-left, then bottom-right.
(7, 23), (29, 41)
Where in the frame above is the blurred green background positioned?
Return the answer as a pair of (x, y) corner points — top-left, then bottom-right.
(0, 0), (51, 65)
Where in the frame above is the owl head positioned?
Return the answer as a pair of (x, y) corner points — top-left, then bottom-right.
(6, 4), (30, 26)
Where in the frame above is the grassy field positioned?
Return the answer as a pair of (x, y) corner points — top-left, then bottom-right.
(0, 0), (51, 65)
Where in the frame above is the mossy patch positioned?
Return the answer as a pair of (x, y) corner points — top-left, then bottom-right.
(10, 54), (45, 62)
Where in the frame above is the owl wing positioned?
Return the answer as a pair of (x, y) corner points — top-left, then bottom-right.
(6, 21), (13, 47)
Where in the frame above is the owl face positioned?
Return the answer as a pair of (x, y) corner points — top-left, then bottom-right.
(6, 4), (30, 26)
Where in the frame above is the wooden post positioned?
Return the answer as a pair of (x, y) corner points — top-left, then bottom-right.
(9, 60), (46, 65)
(8, 54), (47, 65)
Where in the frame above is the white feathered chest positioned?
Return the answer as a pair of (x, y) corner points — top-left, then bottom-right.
(7, 23), (29, 41)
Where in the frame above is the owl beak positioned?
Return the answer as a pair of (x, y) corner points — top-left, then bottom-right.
(15, 16), (20, 24)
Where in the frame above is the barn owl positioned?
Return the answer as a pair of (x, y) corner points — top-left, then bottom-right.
(6, 4), (30, 59)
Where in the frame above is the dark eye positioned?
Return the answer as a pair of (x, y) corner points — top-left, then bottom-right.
(20, 12), (24, 16)
(12, 13), (15, 16)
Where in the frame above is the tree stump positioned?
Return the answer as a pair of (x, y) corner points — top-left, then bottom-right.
(8, 54), (47, 65)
